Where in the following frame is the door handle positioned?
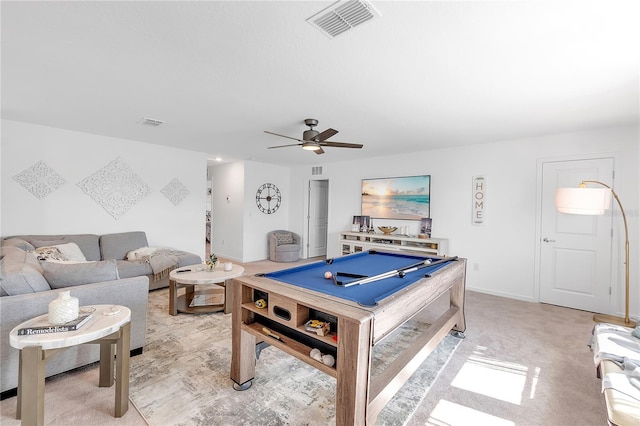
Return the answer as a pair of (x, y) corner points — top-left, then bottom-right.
(543, 237), (556, 243)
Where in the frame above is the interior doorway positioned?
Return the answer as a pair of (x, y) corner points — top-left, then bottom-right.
(307, 180), (329, 258)
(537, 157), (614, 313)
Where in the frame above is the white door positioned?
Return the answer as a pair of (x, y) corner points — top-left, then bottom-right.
(539, 158), (614, 313)
(308, 180), (329, 258)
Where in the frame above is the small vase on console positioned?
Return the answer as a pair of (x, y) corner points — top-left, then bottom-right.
(48, 290), (79, 325)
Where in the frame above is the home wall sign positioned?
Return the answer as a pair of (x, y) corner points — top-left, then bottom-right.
(472, 176), (486, 225)
(256, 183), (281, 214)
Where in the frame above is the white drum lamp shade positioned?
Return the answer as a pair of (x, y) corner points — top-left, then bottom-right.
(555, 187), (611, 215)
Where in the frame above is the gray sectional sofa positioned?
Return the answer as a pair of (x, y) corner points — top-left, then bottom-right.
(0, 231), (202, 396)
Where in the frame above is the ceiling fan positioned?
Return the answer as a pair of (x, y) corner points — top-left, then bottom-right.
(265, 119), (363, 155)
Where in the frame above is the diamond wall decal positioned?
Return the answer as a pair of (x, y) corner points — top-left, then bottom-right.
(161, 178), (190, 206)
(77, 157), (150, 219)
(13, 161), (66, 199)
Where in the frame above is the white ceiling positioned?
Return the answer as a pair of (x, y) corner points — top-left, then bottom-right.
(2, 1), (639, 167)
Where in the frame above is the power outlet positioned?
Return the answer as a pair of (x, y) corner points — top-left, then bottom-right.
(473, 263), (480, 272)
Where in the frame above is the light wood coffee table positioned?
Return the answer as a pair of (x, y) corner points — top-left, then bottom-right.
(9, 305), (131, 426)
(169, 264), (244, 315)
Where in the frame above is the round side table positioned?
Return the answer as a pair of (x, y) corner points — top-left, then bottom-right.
(9, 305), (131, 425)
(169, 264), (245, 315)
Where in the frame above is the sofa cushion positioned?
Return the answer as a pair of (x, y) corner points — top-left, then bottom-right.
(276, 244), (300, 253)
(41, 259), (119, 288)
(0, 247), (51, 296)
(2, 238), (35, 252)
(15, 235), (101, 261)
(274, 232), (294, 245)
(31, 239), (66, 248)
(116, 259), (153, 278)
(100, 231), (149, 260)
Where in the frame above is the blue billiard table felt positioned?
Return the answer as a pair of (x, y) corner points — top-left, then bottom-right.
(264, 251), (451, 306)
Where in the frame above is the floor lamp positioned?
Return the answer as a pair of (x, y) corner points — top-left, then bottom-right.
(555, 180), (636, 328)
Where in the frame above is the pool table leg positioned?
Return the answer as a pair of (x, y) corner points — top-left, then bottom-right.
(336, 315), (373, 425)
(230, 280), (256, 389)
(450, 274), (466, 333)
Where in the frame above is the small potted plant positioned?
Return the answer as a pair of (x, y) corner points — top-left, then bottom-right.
(205, 253), (219, 271)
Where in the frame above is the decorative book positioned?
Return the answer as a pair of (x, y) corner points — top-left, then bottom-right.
(17, 313), (93, 336)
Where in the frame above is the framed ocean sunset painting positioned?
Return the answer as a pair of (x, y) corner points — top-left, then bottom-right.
(361, 175), (430, 220)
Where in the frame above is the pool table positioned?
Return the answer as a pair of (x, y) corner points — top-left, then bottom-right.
(230, 250), (466, 425)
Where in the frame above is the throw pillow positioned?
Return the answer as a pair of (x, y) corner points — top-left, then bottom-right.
(34, 246), (67, 261)
(41, 259), (119, 289)
(274, 232), (294, 245)
(51, 242), (86, 262)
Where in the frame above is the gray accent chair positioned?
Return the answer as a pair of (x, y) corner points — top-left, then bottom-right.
(269, 230), (301, 262)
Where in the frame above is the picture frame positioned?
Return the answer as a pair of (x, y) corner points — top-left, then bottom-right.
(361, 175), (430, 220)
(420, 217), (432, 237)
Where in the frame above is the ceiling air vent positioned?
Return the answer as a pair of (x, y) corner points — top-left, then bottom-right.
(138, 117), (165, 127)
(307, 0), (381, 39)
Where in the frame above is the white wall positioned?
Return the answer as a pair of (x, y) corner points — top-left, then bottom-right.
(243, 161), (290, 262)
(289, 125), (639, 318)
(210, 160), (290, 263)
(210, 162), (245, 262)
(1, 120), (207, 258)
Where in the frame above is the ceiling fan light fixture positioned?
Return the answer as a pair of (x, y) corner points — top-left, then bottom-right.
(302, 142), (321, 151)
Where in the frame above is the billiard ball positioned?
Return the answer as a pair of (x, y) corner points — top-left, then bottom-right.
(324, 271), (333, 279)
(254, 299), (267, 309)
(310, 348), (322, 362)
(321, 354), (335, 367)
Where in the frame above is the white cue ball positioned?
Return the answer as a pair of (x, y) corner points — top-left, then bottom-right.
(324, 271), (333, 279)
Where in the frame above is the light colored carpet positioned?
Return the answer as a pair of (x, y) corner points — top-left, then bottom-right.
(128, 288), (460, 425)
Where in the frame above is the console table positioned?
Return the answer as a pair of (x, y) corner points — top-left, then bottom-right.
(339, 231), (449, 256)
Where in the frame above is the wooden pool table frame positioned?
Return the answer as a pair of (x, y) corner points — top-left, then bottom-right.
(230, 253), (466, 425)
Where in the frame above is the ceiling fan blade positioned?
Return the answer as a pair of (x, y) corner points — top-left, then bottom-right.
(267, 143), (303, 149)
(315, 128), (338, 142)
(314, 147), (325, 155)
(264, 130), (302, 142)
(320, 141), (363, 149)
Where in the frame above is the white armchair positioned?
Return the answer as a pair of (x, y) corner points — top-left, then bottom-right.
(269, 230), (301, 262)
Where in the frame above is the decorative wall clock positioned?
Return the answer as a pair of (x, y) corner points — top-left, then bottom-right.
(256, 183), (281, 214)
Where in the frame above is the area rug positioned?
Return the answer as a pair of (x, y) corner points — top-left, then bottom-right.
(129, 289), (461, 425)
